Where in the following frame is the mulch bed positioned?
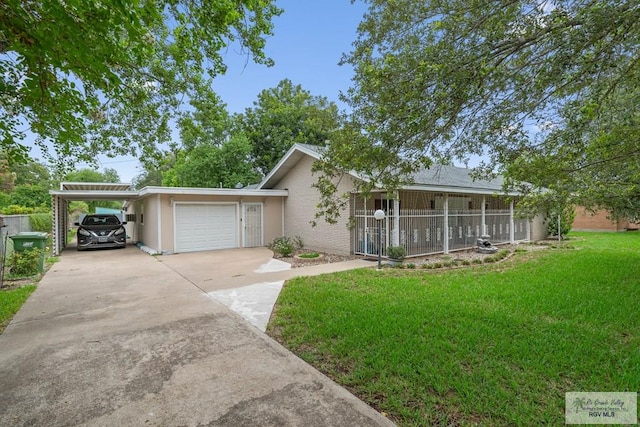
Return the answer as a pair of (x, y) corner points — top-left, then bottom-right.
(272, 242), (550, 269)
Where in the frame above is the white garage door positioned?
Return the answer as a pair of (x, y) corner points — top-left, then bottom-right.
(175, 204), (238, 252)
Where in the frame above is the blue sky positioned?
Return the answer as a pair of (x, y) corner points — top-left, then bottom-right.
(88, 0), (369, 182)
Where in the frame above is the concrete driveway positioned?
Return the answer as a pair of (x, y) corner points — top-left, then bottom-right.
(0, 246), (392, 426)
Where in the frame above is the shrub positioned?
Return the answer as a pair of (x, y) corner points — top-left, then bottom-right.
(547, 205), (576, 239)
(268, 236), (296, 257)
(30, 213), (52, 233)
(432, 262), (443, 269)
(1, 205), (34, 215)
(483, 256), (496, 263)
(406, 263), (416, 269)
(8, 248), (43, 277)
(386, 245), (406, 260)
(462, 259), (472, 266)
(472, 258), (483, 264)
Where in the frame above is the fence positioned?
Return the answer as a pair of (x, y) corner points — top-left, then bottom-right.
(353, 208), (530, 257)
(0, 215), (33, 255)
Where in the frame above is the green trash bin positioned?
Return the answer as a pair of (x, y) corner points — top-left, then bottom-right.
(9, 232), (48, 273)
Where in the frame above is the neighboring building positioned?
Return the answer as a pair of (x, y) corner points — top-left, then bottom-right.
(51, 144), (546, 256)
(573, 206), (640, 232)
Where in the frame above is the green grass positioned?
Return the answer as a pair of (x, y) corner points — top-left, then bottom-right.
(0, 285), (36, 333)
(298, 252), (320, 259)
(268, 233), (640, 426)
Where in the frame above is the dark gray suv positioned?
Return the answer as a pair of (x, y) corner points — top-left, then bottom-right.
(75, 214), (127, 251)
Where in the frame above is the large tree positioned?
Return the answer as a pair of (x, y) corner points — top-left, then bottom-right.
(1, 0), (281, 166)
(320, 0), (639, 220)
(162, 134), (259, 188)
(236, 79), (340, 176)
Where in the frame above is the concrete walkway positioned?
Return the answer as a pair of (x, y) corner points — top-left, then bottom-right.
(156, 248), (375, 331)
(0, 246), (392, 426)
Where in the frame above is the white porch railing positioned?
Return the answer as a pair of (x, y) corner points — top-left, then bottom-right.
(353, 207), (530, 258)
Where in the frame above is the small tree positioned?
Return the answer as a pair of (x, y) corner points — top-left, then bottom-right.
(547, 205), (576, 240)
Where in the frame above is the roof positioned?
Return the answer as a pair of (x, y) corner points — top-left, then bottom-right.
(406, 164), (507, 194)
(60, 182), (132, 191)
(137, 186), (287, 197)
(51, 182), (138, 201)
(260, 143), (517, 195)
(258, 143), (324, 189)
(51, 182), (287, 201)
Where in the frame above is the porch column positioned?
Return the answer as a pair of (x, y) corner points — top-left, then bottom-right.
(363, 198), (368, 255)
(481, 195), (486, 236)
(509, 200), (515, 243)
(527, 219), (531, 241)
(443, 193), (449, 254)
(393, 196), (400, 246)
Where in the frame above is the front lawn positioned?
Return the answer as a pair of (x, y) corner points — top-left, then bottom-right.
(0, 285), (36, 333)
(268, 233), (640, 426)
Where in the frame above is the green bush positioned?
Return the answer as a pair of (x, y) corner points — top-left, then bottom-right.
(268, 236), (296, 257)
(8, 248), (43, 277)
(1, 205), (34, 215)
(406, 263), (416, 269)
(386, 245), (406, 260)
(29, 213), (52, 232)
(547, 205), (576, 239)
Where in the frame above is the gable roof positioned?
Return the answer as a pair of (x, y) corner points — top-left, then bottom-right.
(257, 143), (324, 189)
(259, 143), (517, 195)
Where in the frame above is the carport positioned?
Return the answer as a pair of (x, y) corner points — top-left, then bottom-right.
(50, 183), (288, 256)
(50, 182), (138, 256)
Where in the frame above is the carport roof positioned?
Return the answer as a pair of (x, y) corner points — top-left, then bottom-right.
(60, 182), (132, 192)
(51, 182), (138, 201)
(50, 182), (289, 202)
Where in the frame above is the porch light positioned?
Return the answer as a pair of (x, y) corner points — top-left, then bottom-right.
(374, 209), (385, 269)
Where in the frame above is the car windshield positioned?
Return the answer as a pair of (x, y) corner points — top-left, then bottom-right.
(82, 215), (121, 226)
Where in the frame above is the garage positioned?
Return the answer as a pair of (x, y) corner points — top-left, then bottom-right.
(174, 203), (238, 253)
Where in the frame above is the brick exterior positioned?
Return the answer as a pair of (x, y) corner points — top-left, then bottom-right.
(271, 155), (355, 255)
(573, 206), (639, 232)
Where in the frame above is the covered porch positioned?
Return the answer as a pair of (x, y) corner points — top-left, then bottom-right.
(352, 190), (530, 258)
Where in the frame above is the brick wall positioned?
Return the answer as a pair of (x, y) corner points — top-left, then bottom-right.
(572, 206), (639, 231)
(273, 155), (355, 255)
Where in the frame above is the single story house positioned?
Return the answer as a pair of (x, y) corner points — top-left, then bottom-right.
(50, 144), (545, 256)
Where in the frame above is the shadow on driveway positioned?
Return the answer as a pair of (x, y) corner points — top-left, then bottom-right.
(0, 246), (393, 426)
